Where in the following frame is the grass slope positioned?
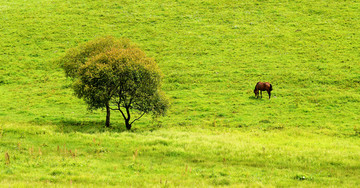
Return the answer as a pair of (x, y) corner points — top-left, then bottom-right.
(1, 0), (360, 187)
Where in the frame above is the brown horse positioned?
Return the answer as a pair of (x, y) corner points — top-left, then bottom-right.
(254, 82), (273, 99)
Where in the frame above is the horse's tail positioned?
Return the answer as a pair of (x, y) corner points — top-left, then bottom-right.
(269, 84), (273, 91)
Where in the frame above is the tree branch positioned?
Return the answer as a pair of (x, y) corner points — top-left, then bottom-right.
(126, 105), (131, 120)
(109, 107), (118, 111)
(119, 108), (127, 121)
(114, 96), (127, 121)
(130, 112), (146, 125)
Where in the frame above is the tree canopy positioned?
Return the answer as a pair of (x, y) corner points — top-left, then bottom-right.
(60, 36), (169, 130)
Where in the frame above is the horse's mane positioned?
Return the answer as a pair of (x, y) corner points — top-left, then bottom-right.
(254, 82), (260, 90)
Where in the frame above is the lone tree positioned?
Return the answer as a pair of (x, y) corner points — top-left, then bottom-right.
(60, 36), (169, 130)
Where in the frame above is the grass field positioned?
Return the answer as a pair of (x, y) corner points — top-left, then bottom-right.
(1, 0), (360, 187)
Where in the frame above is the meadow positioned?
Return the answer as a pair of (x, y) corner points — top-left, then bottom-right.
(1, 0), (360, 187)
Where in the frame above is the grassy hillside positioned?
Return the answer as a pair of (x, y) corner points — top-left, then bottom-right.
(1, 0), (360, 187)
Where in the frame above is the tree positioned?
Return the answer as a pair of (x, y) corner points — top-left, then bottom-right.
(60, 36), (169, 130)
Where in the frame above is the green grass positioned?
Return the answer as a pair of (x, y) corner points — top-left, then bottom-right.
(1, 0), (360, 187)
(1, 123), (360, 187)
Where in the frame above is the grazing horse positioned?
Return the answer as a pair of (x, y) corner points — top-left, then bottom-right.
(254, 82), (273, 99)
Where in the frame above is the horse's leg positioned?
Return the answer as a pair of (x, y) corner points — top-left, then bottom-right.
(260, 91), (263, 98)
(267, 90), (271, 99)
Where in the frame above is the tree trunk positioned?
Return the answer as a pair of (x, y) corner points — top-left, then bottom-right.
(105, 102), (111, 127)
(125, 120), (131, 130)
(125, 106), (132, 130)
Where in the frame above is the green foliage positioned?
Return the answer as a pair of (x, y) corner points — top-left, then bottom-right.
(60, 36), (133, 78)
(60, 36), (169, 129)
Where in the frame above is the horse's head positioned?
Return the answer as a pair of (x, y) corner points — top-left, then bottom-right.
(254, 88), (259, 96)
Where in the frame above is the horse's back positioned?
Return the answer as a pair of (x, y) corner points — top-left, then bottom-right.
(256, 82), (271, 91)
(265, 82), (271, 88)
